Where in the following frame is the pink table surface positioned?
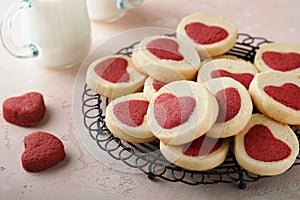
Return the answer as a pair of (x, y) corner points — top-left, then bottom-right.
(1, 0), (300, 199)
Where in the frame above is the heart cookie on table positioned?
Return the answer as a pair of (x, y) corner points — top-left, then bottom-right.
(254, 42), (300, 77)
(160, 135), (229, 171)
(22, 132), (65, 172)
(205, 77), (253, 138)
(197, 58), (258, 89)
(147, 80), (218, 145)
(3, 92), (46, 127)
(176, 12), (238, 57)
(86, 55), (147, 99)
(131, 35), (201, 83)
(234, 114), (299, 176)
(105, 92), (156, 143)
(249, 71), (300, 125)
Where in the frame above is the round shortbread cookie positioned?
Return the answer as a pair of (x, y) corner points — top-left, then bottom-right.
(176, 12), (238, 57)
(160, 135), (229, 171)
(105, 92), (156, 143)
(143, 76), (167, 101)
(197, 58), (258, 89)
(254, 42), (300, 77)
(147, 80), (219, 145)
(86, 55), (147, 99)
(234, 113), (299, 176)
(249, 71), (300, 125)
(131, 35), (201, 83)
(205, 77), (253, 138)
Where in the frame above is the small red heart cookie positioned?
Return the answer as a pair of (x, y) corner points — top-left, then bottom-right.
(22, 132), (65, 172)
(176, 12), (238, 57)
(205, 77), (252, 138)
(147, 80), (218, 145)
(131, 35), (201, 83)
(234, 114), (299, 176)
(254, 42), (300, 77)
(197, 58), (258, 89)
(160, 135), (229, 171)
(249, 71), (300, 125)
(86, 55), (147, 98)
(3, 92), (46, 127)
(105, 92), (156, 143)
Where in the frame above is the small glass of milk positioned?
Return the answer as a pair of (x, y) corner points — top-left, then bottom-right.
(86, 0), (144, 22)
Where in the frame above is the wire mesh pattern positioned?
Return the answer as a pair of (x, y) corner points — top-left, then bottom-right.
(81, 33), (300, 189)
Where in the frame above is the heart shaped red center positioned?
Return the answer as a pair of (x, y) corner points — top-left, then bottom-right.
(211, 69), (254, 89)
(264, 83), (300, 111)
(113, 100), (149, 127)
(94, 57), (130, 83)
(262, 51), (300, 72)
(182, 135), (222, 157)
(152, 79), (166, 91)
(21, 132), (65, 172)
(215, 87), (241, 123)
(185, 22), (228, 45)
(146, 38), (184, 61)
(154, 93), (196, 129)
(244, 124), (291, 162)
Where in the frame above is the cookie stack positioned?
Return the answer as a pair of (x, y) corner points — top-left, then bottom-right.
(86, 12), (300, 176)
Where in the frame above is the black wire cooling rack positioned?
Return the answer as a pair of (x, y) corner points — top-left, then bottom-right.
(81, 33), (300, 189)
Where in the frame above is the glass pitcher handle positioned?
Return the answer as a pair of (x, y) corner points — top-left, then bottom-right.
(0, 0), (39, 58)
(117, 0), (144, 10)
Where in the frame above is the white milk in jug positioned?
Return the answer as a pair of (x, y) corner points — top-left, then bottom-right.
(21, 0), (91, 68)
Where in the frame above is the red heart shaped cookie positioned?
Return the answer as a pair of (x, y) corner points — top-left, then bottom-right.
(264, 83), (300, 111)
(146, 38), (184, 61)
(22, 132), (65, 172)
(113, 100), (149, 127)
(262, 51), (300, 72)
(211, 69), (254, 89)
(94, 57), (130, 83)
(3, 92), (46, 127)
(154, 93), (196, 129)
(244, 124), (291, 162)
(185, 22), (228, 45)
